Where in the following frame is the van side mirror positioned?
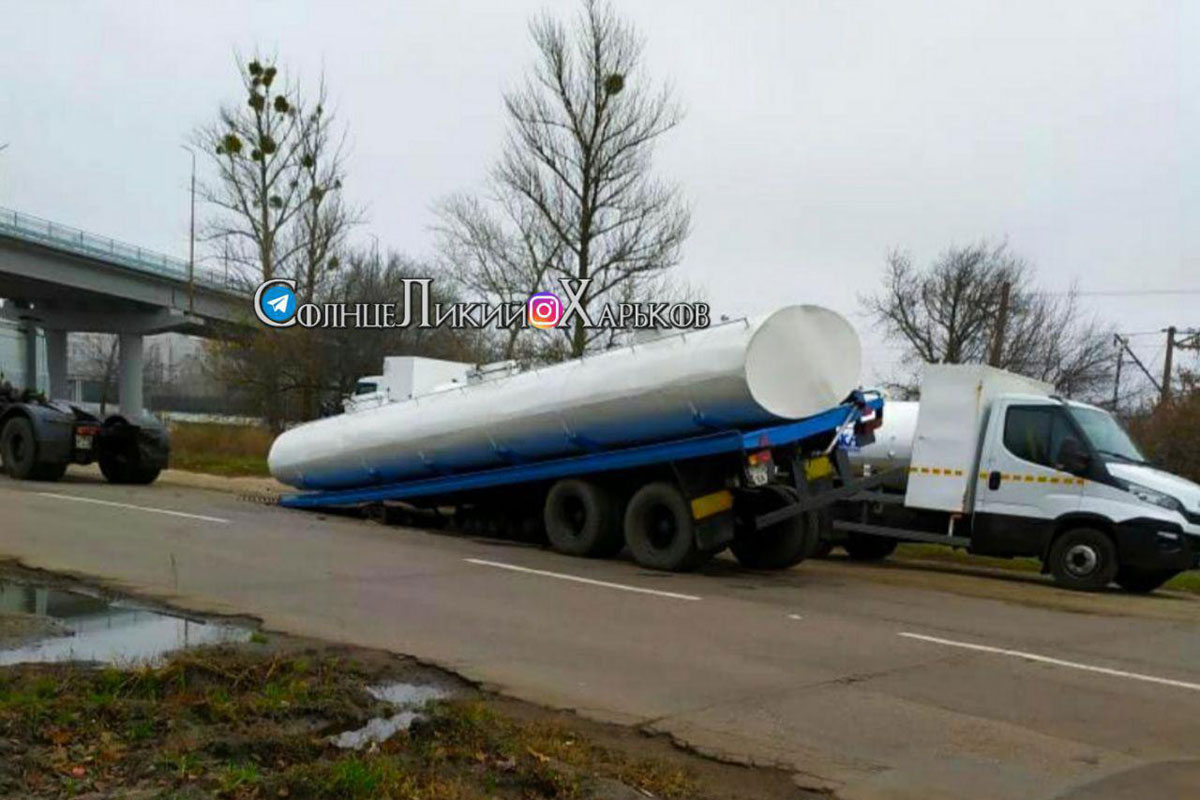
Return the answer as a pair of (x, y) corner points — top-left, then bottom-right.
(1057, 437), (1091, 475)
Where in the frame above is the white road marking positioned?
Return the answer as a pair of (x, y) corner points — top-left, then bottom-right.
(36, 492), (231, 524)
(465, 558), (702, 601)
(899, 632), (1200, 692)
(787, 614), (804, 620)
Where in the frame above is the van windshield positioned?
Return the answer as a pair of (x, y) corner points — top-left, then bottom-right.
(1068, 407), (1146, 464)
(354, 381), (378, 396)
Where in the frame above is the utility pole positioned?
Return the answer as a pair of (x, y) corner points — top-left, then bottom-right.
(181, 145), (196, 313)
(988, 281), (1011, 367)
(1114, 333), (1161, 398)
(1161, 325), (1176, 405)
(1111, 340), (1123, 410)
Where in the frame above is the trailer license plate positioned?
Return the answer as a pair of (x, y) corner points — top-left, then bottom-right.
(75, 434), (93, 450)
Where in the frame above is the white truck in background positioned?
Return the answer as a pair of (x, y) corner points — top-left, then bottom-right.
(823, 364), (1200, 592)
(343, 357), (474, 414)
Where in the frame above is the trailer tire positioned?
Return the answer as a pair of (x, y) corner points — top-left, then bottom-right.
(1115, 567), (1178, 594)
(544, 479), (624, 558)
(730, 486), (817, 570)
(624, 482), (708, 572)
(1047, 527), (1117, 591)
(843, 533), (898, 562)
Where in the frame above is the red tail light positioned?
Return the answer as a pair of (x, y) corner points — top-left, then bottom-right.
(746, 449), (773, 467)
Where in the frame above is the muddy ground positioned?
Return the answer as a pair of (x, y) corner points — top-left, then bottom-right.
(0, 567), (812, 800)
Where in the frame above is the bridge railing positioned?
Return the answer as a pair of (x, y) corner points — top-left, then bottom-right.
(0, 205), (246, 294)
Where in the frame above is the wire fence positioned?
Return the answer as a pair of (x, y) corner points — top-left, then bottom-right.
(0, 205), (244, 294)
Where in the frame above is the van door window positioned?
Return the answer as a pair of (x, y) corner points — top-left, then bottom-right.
(1002, 406), (1075, 469)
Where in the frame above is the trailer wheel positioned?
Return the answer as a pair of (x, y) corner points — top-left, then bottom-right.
(543, 479), (624, 558)
(843, 533), (898, 562)
(1115, 567), (1178, 594)
(1, 416), (64, 481)
(730, 486), (817, 570)
(624, 482), (708, 572)
(1047, 527), (1117, 591)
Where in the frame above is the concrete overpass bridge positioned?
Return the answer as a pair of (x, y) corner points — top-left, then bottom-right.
(0, 205), (250, 414)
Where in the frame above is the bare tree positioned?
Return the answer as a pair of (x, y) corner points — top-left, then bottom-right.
(863, 242), (1113, 397)
(435, 191), (562, 360)
(287, 84), (358, 303)
(441, 0), (691, 358)
(194, 56), (309, 284)
(194, 55), (357, 428)
(71, 333), (120, 413)
(205, 248), (486, 424)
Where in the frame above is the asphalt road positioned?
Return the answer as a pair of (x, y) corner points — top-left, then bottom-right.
(3, 473), (1199, 800)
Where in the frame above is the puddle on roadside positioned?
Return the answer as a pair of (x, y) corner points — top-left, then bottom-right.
(0, 578), (252, 666)
(330, 682), (449, 749)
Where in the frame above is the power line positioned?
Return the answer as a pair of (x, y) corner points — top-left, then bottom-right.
(1032, 288), (1200, 298)
(1074, 289), (1200, 297)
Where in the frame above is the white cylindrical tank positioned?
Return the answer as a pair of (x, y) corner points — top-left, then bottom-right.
(270, 305), (862, 490)
(850, 400), (918, 489)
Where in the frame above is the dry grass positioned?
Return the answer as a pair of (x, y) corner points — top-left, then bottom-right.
(896, 544), (1200, 594)
(168, 422), (274, 477)
(0, 647), (718, 800)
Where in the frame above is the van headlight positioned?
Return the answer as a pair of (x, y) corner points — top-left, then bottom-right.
(1124, 481), (1185, 513)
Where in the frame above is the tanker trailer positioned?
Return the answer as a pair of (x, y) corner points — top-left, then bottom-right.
(274, 305), (885, 572)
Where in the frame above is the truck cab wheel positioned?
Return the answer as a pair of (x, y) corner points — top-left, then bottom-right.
(624, 482), (709, 572)
(543, 479), (624, 558)
(1047, 527), (1118, 591)
(2, 417), (41, 480)
(1115, 567), (1178, 594)
(730, 485), (816, 570)
(843, 532), (898, 561)
(98, 453), (161, 485)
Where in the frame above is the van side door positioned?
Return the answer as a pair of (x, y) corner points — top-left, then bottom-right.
(971, 400), (1085, 556)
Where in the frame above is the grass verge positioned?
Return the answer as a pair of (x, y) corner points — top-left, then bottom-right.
(167, 423), (273, 477)
(0, 643), (789, 799)
(895, 543), (1200, 594)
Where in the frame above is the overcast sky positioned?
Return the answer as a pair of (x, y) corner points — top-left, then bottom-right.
(1, 0), (1194, 391)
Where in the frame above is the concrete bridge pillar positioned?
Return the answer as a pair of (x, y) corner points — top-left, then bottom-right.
(45, 329), (68, 400)
(21, 319), (38, 393)
(118, 332), (144, 416)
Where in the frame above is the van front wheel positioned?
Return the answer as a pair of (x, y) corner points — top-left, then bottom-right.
(1047, 528), (1118, 591)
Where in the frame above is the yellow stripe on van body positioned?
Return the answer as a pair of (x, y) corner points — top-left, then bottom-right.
(691, 490), (733, 520)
